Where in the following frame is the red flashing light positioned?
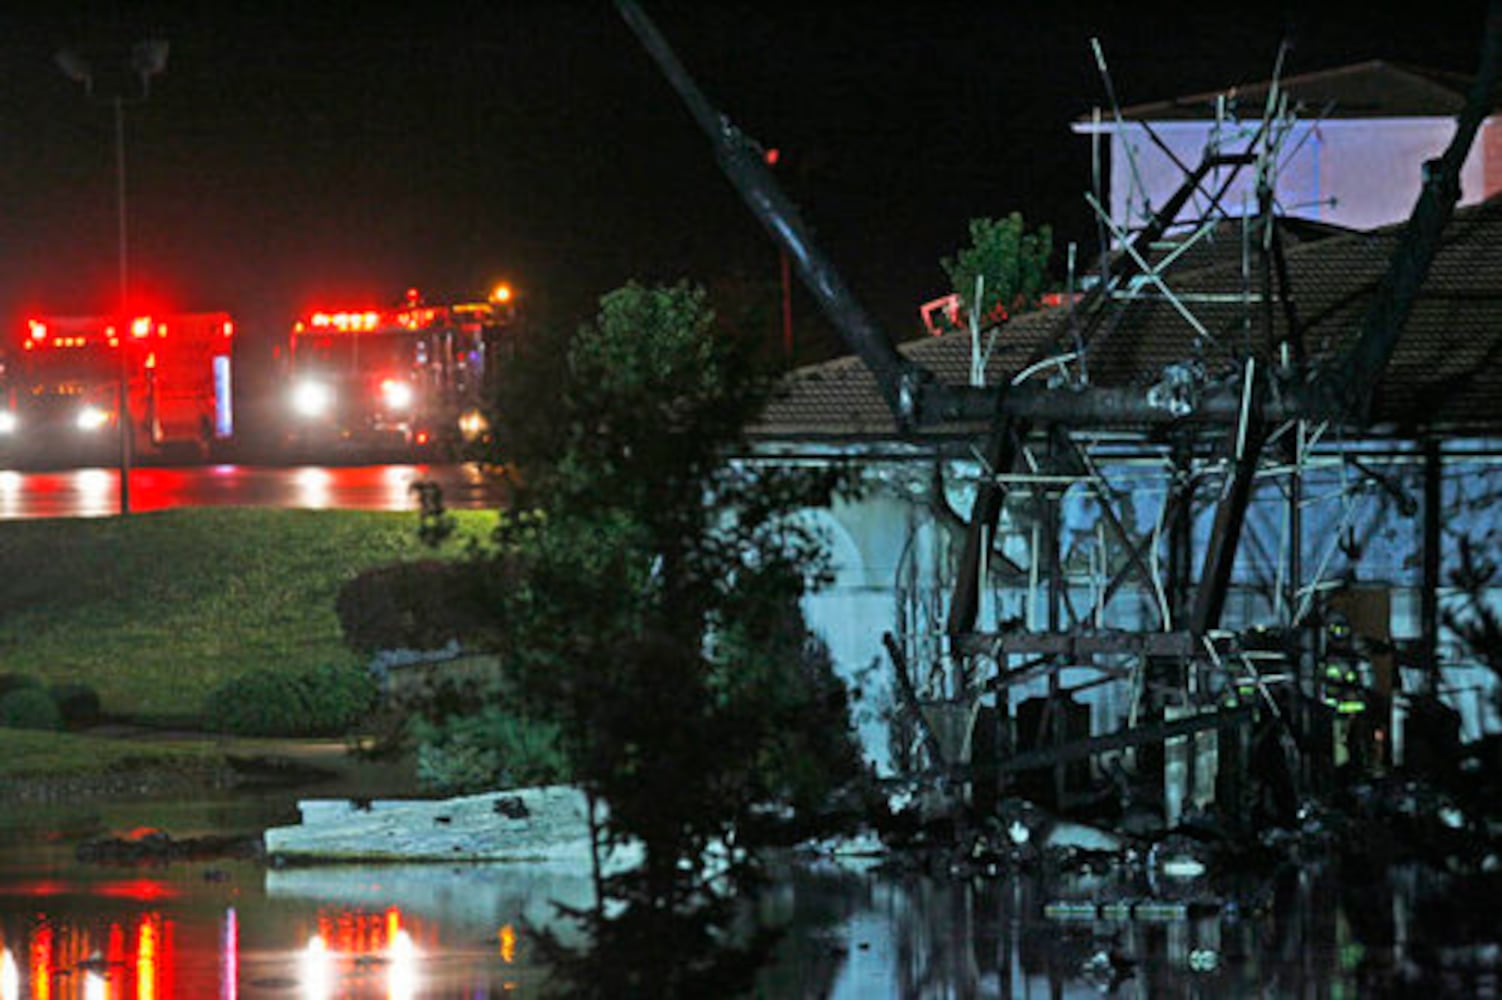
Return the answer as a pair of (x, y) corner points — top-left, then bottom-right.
(308, 310), (381, 333)
(131, 317), (152, 339)
(27, 320), (47, 342)
(764, 147), (780, 166)
(222, 320), (234, 337)
(396, 307), (439, 330)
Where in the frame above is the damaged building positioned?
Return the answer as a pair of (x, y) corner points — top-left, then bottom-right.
(621, 0), (1502, 828)
(752, 195), (1502, 812)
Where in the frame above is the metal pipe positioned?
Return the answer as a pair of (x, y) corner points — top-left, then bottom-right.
(114, 96), (131, 516)
(1421, 438), (1442, 695)
(615, 0), (924, 424)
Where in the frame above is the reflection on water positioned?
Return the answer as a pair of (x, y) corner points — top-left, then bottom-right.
(1, 911), (175, 1000)
(0, 797), (1496, 998)
(291, 468), (333, 510)
(0, 472), (22, 519)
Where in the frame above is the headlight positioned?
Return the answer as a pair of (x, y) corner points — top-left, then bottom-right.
(292, 380), (333, 418)
(380, 378), (414, 410)
(0, 411), (15, 434)
(77, 406), (109, 431)
(458, 408), (489, 440)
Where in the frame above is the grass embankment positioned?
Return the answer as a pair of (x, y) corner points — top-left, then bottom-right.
(0, 728), (230, 801)
(0, 506), (491, 727)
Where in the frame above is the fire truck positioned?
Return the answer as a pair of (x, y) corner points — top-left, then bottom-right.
(2, 312), (234, 465)
(285, 286), (515, 455)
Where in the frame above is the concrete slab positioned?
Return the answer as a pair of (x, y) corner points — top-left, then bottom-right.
(264, 784), (641, 867)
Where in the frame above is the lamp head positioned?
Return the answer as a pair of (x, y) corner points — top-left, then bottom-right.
(54, 47), (93, 93)
(131, 39), (169, 91)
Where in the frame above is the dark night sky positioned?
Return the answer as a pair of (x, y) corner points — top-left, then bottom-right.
(0, 2), (1489, 369)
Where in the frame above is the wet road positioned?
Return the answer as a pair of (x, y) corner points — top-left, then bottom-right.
(0, 463), (508, 519)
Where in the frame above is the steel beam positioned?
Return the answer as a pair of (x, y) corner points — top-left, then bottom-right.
(1190, 366), (1268, 636)
(998, 704), (1253, 775)
(615, 0), (926, 424)
(1316, 2), (1502, 421)
(1421, 438), (1442, 695)
(945, 415), (1026, 635)
(955, 629), (1198, 659)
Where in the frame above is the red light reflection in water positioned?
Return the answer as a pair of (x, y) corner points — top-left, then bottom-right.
(29, 924), (49, 1000)
(3, 880), (69, 898)
(315, 905), (427, 956)
(5, 903), (456, 998)
(108, 920), (125, 990)
(0, 463), (496, 520)
(1, 912), (177, 1000)
(300, 907), (436, 999)
(137, 918), (155, 1000)
(96, 880), (178, 903)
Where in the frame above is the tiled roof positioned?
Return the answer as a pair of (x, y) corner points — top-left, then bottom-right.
(1100, 60), (1486, 123)
(1132, 215), (1354, 277)
(752, 197), (1502, 441)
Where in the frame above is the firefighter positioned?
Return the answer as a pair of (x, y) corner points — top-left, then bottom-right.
(1320, 612), (1384, 773)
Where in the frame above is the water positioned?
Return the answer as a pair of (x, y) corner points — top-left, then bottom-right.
(0, 792), (1495, 998)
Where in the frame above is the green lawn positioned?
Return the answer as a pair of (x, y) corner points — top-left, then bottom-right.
(0, 507), (493, 724)
(0, 727), (224, 779)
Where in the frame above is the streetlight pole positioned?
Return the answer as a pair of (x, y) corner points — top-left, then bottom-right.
(114, 95), (132, 515)
(56, 39), (167, 516)
(763, 147), (794, 363)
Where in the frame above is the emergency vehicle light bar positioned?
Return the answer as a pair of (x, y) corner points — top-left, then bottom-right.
(308, 311), (383, 332)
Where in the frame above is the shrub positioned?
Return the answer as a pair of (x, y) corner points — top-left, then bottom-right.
(0, 673), (42, 701)
(336, 559), (492, 654)
(204, 663), (378, 737)
(0, 687), (63, 731)
(48, 683), (102, 729)
(411, 707), (568, 794)
(203, 670), (305, 736)
(297, 662), (380, 734)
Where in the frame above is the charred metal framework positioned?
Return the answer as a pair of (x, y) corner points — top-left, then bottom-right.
(619, 0), (1502, 815)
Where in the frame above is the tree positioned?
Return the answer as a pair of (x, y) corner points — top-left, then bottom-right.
(940, 212), (1053, 330)
(471, 283), (862, 936)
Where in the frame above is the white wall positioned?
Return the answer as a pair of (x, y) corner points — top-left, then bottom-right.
(790, 451), (1502, 775)
(1077, 118), (1495, 233)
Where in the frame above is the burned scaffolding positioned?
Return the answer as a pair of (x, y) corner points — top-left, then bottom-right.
(618, 0), (1502, 827)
